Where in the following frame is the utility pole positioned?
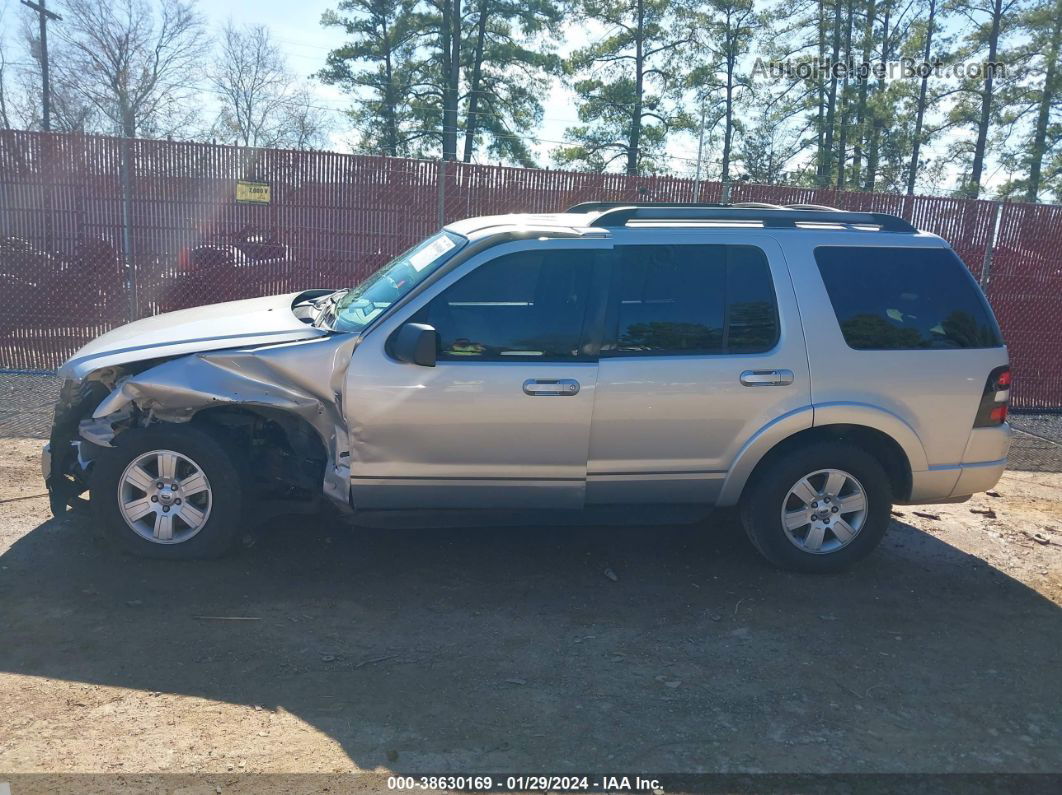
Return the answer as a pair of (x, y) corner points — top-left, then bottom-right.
(21, 0), (62, 132)
(692, 96), (706, 202)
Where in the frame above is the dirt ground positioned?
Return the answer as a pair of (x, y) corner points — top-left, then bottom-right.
(1, 431), (1062, 787)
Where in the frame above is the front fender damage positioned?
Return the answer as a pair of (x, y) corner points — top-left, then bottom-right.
(83, 335), (360, 508)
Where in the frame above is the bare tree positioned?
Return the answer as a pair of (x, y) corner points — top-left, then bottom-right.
(0, 9), (11, 130)
(274, 87), (333, 149)
(14, 13), (98, 132)
(211, 23), (333, 149)
(214, 23), (286, 146)
(52, 0), (209, 138)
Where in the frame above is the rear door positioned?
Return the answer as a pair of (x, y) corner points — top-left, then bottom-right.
(586, 233), (811, 504)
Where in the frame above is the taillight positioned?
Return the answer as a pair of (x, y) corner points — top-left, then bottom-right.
(974, 366), (1011, 427)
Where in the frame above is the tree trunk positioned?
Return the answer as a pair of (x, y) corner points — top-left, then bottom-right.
(382, 16), (400, 157)
(0, 62), (9, 129)
(721, 26), (735, 185)
(462, 0), (489, 162)
(441, 0), (461, 161)
(967, 0), (1002, 198)
(851, 0), (876, 188)
(836, 0), (854, 188)
(627, 0), (645, 176)
(1025, 0), (1061, 201)
(821, 0), (843, 186)
(906, 0), (936, 195)
(864, 0), (889, 191)
(816, 2), (827, 183)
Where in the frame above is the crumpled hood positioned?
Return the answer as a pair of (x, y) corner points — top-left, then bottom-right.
(60, 292), (329, 381)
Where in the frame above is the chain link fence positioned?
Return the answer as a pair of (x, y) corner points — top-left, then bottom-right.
(2, 130), (1061, 410)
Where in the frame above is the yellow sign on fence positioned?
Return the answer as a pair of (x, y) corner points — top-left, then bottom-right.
(236, 180), (271, 204)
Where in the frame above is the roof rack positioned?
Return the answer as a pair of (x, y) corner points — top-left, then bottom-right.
(564, 201), (915, 233)
(566, 201), (731, 213)
(569, 204), (915, 233)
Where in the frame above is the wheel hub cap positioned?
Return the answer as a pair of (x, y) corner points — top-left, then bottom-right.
(780, 468), (868, 555)
(118, 450), (212, 544)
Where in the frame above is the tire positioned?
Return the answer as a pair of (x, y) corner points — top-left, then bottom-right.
(90, 424), (244, 559)
(739, 441), (892, 573)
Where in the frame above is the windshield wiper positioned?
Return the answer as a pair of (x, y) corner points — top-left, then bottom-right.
(311, 289), (348, 329)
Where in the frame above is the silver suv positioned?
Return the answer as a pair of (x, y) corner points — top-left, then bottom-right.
(43, 203), (1011, 572)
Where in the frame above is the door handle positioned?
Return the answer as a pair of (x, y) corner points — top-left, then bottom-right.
(740, 369), (794, 387)
(523, 378), (580, 396)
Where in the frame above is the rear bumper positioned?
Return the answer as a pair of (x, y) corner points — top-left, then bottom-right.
(950, 458), (1007, 497)
(905, 424), (1011, 504)
(905, 459), (1007, 504)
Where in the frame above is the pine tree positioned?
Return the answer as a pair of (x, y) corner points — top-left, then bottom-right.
(319, 0), (428, 156)
(554, 0), (695, 175)
(690, 0), (761, 185)
(459, 0), (564, 164)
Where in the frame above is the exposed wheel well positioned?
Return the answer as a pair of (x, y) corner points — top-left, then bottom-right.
(189, 406), (328, 502)
(744, 424), (912, 502)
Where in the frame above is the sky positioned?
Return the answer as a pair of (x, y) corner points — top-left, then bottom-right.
(0, 0), (1007, 190)
(189, 1), (703, 172)
(0, 0), (669, 171)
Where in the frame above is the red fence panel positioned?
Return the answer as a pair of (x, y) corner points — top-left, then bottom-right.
(987, 203), (1062, 409)
(0, 130), (1059, 408)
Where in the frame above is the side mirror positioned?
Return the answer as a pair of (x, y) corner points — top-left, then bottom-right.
(391, 322), (438, 367)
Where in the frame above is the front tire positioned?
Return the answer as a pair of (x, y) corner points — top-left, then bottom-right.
(740, 441), (892, 573)
(90, 424), (244, 559)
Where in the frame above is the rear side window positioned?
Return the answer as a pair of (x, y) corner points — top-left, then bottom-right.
(815, 246), (1002, 350)
(605, 244), (778, 356)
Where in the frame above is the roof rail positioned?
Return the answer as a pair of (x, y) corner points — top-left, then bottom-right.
(566, 200), (828, 213)
(566, 201), (730, 213)
(584, 205), (916, 233)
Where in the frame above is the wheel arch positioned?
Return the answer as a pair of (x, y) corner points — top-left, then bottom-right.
(718, 404), (925, 506)
(188, 404), (329, 497)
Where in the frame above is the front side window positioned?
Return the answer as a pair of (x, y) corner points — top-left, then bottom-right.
(416, 249), (595, 361)
(604, 244), (778, 356)
(815, 246), (1003, 350)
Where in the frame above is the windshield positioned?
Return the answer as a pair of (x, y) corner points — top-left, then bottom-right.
(321, 231), (465, 333)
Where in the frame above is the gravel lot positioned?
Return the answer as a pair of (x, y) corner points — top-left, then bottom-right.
(1, 373), (1061, 786)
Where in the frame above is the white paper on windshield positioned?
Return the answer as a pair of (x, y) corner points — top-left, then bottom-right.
(409, 234), (456, 271)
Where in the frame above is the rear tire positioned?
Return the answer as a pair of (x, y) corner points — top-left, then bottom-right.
(90, 424), (244, 559)
(739, 441), (892, 573)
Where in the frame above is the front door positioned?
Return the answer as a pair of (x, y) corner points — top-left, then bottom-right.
(586, 233), (811, 504)
(344, 239), (610, 510)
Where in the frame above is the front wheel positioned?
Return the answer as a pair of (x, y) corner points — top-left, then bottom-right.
(740, 441), (893, 573)
(90, 424), (244, 559)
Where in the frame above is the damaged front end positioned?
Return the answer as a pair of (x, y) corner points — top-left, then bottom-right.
(46, 334), (360, 517)
(46, 372), (118, 515)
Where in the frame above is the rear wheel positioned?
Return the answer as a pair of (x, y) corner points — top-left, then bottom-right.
(740, 441), (892, 573)
(91, 425), (244, 559)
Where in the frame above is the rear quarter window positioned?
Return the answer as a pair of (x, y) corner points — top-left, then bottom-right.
(814, 246), (1003, 350)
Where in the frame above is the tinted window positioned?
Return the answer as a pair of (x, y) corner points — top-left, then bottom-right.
(418, 249), (593, 361)
(726, 246), (780, 353)
(605, 244), (777, 356)
(815, 246), (1002, 350)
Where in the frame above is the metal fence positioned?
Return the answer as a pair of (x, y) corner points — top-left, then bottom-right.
(1, 130), (1060, 408)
